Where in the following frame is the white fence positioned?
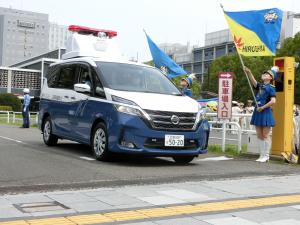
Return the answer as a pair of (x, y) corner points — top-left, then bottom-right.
(0, 111), (38, 125)
(205, 112), (256, 153)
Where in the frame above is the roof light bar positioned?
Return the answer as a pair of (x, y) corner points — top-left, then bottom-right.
(68, 25), (117, 38)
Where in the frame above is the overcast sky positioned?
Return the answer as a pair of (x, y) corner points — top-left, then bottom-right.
(0, 0), (299, 61)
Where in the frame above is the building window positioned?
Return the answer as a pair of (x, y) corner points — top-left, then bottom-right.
(183, 64), (192, 73)
(193, 50), (202, 62)
(216, 46), (226, 58)
(193, 63), (202, 73)
(228, 44), (236, 54)
(204, 48), (214, 60)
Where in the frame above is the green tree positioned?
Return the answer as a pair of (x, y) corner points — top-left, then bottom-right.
(203, 32), (300, 104)
(276, 32), (300, 104)
(143, 60), (201, 98)
(202, 55), (272, 103)
(172, 75), (201, 99)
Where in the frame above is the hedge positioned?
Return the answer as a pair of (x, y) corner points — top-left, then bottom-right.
(0, 94), (21, 111)
(0, 105), (13, 111)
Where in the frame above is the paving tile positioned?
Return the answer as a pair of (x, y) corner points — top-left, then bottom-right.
(261, 219), (300, 225)
(117, 188), (158, 198)
(0, 206), (29, 219)
(112, 221), (157, 225)
(204, 216), (260, 225)
(155, 217), (210, 225)
(138, 196), (186, 205)
(231, 209), (274, 223)
(82, 189), (116, 197)
(5, 194), (52, 204)
(64, 201), (114, 213)
(291, 204), (300, 210)
(95, 193), (144, 206)
(114, 202), (153, 209)
(157, 189), (212, 201)
(47, 193), (96, 204)
(29, 208), (77, 217)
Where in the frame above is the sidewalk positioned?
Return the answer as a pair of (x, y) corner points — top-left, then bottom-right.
(1, 175), (300, 224)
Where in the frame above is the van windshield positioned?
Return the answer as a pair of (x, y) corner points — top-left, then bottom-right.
(96, 62), (182, 95)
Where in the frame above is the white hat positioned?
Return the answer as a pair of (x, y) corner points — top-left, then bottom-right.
(23, 88), (30, 93)
(232, 101), (239, 106)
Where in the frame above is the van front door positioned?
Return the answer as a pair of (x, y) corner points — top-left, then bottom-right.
(52, 64), (78, 137)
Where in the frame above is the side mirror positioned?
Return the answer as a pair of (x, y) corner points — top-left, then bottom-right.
(74, 83), (91, 93)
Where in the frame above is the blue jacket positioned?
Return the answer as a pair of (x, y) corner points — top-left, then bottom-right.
(23, 94), (31, 109)
(182, 88), (193, 98)
(254, 83), (276, 107)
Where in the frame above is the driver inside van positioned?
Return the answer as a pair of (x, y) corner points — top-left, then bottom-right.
(81, 72), (91, 87)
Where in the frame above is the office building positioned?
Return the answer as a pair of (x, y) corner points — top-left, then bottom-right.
(49, 22), (71, 51)
(0, 7), (49, 66)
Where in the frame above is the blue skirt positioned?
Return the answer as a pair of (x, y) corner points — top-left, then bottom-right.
(250, 107), (275, 127)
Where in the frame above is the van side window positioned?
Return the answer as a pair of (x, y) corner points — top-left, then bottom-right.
(92, 69), (105, 98)
(47, 66), (60, 88)
(57, 65), (76, 89)
(77, 65), (92, 88)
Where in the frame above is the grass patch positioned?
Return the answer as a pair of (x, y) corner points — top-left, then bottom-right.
(0, 119), (38, 128)
(208, 144), (247, 157)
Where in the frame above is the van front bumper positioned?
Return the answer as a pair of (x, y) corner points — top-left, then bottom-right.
(108, 113), (209, 156)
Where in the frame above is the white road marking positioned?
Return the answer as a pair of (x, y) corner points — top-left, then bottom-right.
(197, 156), (233, 161)
(0, 135), (24, 144)
(79, 156), (96, 161)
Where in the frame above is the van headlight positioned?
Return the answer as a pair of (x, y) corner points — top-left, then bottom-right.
(115, 105), (143, 117)
(112, 96), (151, 120)
(193, 106), (206, 130)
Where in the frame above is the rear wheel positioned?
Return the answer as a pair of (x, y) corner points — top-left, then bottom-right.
(43, 117), (58, 146)
(92, 123), (111, 161)
(172, 156), (195, 164)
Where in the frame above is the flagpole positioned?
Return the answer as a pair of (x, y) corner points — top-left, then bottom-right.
(220, 4), (258, 108)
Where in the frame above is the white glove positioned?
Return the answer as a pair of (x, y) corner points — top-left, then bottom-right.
(23, 107), (26, 112)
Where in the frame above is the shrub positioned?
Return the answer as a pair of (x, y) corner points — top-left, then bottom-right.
(0, 94), (21, 111)
(0, 105), (13, 111)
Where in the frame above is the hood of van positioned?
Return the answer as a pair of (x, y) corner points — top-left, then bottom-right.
(106, 89), (199, 113)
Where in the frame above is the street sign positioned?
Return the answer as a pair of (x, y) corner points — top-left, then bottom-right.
(217, 72), (233, 119)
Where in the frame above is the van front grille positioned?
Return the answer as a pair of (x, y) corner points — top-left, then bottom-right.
(144, 109), (197, 131)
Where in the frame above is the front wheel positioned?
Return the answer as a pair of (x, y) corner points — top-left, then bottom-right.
(172, 156), (195, 164)
(92, 123), (111, 161)
(43, 117), (58, 146)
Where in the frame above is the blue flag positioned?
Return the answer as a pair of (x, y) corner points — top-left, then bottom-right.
(145, 33), (187, 78)
(224, 8), (283, 56)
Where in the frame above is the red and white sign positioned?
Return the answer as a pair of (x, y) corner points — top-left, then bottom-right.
(217, 72), (233, 119)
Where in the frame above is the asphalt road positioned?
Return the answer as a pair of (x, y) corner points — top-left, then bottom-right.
(0, 124), (299, 194)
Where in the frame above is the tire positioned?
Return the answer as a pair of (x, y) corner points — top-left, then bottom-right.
(91, 123), (111, 161)
(43, 117), (58, 146)
(172, 156), (195, 164)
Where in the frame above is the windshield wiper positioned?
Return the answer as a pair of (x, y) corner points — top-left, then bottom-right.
(172, 93), (183, 96)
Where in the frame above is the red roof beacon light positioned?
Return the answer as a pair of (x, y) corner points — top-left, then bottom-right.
(68, 25), (117, 38)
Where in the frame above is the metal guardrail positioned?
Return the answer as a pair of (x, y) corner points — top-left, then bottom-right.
(0, 111), (38, 125)
(205, 112), (255, 153)
(0, 111), (10, 123)
(208, 121), (242, 153)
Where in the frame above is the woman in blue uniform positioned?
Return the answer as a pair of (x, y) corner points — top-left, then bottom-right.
(180, 74), (195, 98)
(243, 66), (277, 162)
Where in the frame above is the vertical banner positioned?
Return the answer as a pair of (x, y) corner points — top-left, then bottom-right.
(218, 72), (233, 119)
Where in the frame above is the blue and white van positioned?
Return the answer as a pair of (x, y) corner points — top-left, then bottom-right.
(38, 25), (209, 164)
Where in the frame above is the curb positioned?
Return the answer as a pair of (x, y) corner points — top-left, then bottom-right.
(241, 152), (283, 162)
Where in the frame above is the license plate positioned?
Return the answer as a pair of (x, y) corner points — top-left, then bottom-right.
(165, 135), (184, 147)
